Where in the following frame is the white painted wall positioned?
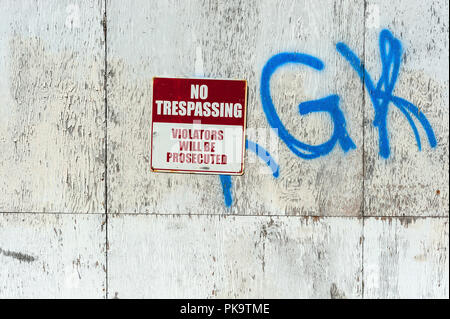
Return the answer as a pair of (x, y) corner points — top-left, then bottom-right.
(0, 0), (448, 298)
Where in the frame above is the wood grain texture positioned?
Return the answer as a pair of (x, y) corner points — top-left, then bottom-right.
(0, 0), (105, 213)
(0, 0), (447, 299)
(106, 0), (365, 216)
(363, 217), (449, 298)
(363, 0), (449, 216)
(108, 214), (363, 298)
(0, 213), (106, 298)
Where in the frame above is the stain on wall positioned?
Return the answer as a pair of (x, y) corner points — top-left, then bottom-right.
(0, 0), (448, 298)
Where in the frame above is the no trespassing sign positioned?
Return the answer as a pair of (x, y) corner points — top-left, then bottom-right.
(151, 77), (247, 175)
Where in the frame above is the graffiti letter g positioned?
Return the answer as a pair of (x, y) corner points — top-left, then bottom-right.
(260, 52), (356, 159)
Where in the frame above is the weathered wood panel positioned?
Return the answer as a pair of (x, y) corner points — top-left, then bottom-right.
(363, 217), (449, 298)
(0, 0), (105, 213)
(108, 215), (363, 298)
(0, 0), (447, 300)
(0, 213), (106, 298)
(106, 0), (365, 216)
(363, 0), (449, 216)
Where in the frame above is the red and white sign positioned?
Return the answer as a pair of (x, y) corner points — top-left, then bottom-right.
(151, 77), (247, 175)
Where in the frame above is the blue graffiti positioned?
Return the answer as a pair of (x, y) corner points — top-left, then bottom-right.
(219, 28), (437, 206)
(219, 139), (280, 207)
(336, 29), (437, 159)
(219, 175), (233, 207)
(260, 52), (356, 159)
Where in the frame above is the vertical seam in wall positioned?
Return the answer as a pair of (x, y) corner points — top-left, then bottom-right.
(361, 0), (367, 299)
(103, 0), (109, 300)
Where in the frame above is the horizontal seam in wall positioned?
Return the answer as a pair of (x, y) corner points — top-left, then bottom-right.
(0, 211), (106, 215)
(101, 213), (450, 219)
(0, 212), (448, 219)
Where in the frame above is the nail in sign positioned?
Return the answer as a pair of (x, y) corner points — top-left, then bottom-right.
(151, 77), (247, 175)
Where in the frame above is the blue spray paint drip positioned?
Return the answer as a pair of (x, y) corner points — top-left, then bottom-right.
(260, 52), (356, 159)
(219, 139), (280, 207)
(336, 29), (437, 159)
